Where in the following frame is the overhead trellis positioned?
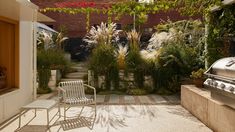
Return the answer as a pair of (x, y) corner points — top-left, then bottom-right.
(40, 1), (175, 32)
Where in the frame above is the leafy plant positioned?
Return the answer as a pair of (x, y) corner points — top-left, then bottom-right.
(114, 44), (128, 69)
(148, 19), (205, 93)
(89, 43), (119, 90)
(37, 49), (69, 93)
(42, 1), (174, 29)
(190, 68), (205, 79)
(207, 5), (235, 67)
(126, 30), (145, 88)
(126, 88), (148, 95)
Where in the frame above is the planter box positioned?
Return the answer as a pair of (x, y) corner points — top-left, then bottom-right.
(48, 70), (62, 90)
(181, 85), (235, 132)
(91, 70), (154, 90)
(64, 53), (71, 62)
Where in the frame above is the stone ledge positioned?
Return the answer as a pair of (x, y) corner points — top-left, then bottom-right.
(181, 85), (235, 132)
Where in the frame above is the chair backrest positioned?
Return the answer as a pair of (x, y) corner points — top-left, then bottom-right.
(58, 80), (85, 99)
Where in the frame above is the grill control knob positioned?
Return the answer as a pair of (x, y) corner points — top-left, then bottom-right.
(213, 82), (218, 87)
(220, 83), (225, 89)
(207, 80), (212, 85)
(229, 86), (234, 92)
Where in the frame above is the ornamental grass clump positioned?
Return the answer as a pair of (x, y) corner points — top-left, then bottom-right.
(126, 30), (145, 88)
(37, 49), (69, 94)
(114, 44), (128, 69)
(83, 22), (120, 47)
(87, 23), (121, 90)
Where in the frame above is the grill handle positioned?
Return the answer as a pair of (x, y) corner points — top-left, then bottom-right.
(204, 73), (235, 83)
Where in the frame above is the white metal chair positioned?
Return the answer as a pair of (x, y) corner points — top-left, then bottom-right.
(57, 80), (96, 121)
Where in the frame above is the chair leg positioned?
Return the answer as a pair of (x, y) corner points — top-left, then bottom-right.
(94, 103), (97, 117)
(64, 106), (66, 120)
(58, 103), (61, 118)
(78, 106), (85, 117)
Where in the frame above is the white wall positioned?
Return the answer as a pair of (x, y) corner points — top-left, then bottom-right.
(0, 0), (36, 124)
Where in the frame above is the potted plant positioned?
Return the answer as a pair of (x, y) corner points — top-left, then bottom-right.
(190, 68), (206, 88)
(0, 66), (7, 89)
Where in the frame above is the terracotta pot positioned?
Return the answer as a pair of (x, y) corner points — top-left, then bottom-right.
(0, 76), (7, 89)
(193, 78), (204, 88)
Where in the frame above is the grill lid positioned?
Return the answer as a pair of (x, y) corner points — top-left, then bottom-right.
(205, 57), (235, 82)
(204, 57), (235, 109)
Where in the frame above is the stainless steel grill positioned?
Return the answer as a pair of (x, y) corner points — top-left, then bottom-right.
(204, 57), (235, 109)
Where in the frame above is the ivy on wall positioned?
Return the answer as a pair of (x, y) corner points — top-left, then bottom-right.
(207, 4), (235, 66)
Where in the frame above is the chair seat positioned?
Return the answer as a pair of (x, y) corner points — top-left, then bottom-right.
(63, 97), (94, 105)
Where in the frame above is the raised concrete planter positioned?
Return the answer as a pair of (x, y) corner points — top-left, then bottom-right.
(181, 85), (235, 132)
(48, 70), (61, 91)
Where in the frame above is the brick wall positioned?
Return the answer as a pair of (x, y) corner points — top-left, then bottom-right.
(32, 0), (201, 38)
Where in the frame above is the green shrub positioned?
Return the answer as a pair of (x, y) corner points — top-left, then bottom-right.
(190, 68), (206, 79)
(89, 44), (119, 90)
(126, 88), (148, 95)
(151, 40), (203, 93)
(37, 49), (69, 93)
(37, 49), (68, 70)
(126, 30), (145, 88)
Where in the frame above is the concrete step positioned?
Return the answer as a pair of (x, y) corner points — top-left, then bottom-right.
(71, 67), (88, 72)
(60, 78), (88, 83)
(65, 72), (87, 79)
(72, 63), (88, 68)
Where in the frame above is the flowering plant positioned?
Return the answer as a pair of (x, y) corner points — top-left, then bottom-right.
(55, 2), (96, 8)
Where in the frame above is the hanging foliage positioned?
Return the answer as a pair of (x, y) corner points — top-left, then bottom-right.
(207, 4), (235, 66)
(40, 1), (175, 31)
(174, 0), (221, 16)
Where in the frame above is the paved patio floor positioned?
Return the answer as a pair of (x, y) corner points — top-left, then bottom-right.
(0, 94), (212, 132)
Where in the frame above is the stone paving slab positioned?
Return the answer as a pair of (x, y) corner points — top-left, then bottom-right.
(163, 95), (180, 104)
(138, 96), (153, 104)
(109, 95), (119, 103)
(96, 95), (105, 103)
(150, 95), (168, 104)
(45, 94), (180, 105)
(124, 96), (135, 104)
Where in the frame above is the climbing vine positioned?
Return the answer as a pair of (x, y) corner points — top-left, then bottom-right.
(86, 11), (90, 32)
(174, 0), (221, 16)
(207, 4), (235, 66)
(40, 1), (175, 31)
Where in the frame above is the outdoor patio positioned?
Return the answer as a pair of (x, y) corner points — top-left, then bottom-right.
(1, 0), (235, 132)
(1, 94), (211, 132)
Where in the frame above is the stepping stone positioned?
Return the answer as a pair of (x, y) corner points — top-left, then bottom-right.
(119, 95), (125, 104)
(150, 95), (168, 104)
(96, 95), (105, 103)
(163, 95), (180, 104)
(138, 96), (153, 104)
(124, 96), (135, 104)
(109, 95), (119, 104)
